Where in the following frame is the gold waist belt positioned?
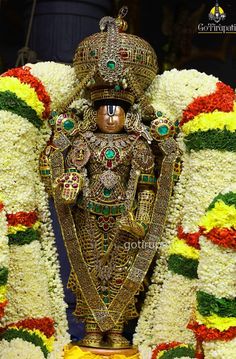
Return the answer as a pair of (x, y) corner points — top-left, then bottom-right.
(86, 200), (126, 216)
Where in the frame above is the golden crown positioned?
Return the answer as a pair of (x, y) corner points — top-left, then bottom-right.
(73, 7), (158, 106)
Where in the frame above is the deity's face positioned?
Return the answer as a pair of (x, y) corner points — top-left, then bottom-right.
(96, 105), (125, 134)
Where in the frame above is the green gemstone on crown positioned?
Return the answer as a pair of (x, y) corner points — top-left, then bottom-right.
(156, 111), (163, 117)
(63, 119), (74, 131)
(105, 148), (115, 159)
(114, 85), (121, 91)
(107, 60), (116, 70)
(157, 124), (169, 136)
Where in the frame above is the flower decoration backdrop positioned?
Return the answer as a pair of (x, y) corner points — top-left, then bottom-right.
(0, 62), (78, 358)
(135, 69), (236, 359)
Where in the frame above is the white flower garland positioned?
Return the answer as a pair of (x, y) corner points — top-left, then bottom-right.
(136, 69), (236, 359)
(35, 178), (70, 352)
(28, 62), (78, 112)
(148, 272), (196, 346)
(3, 241), (52, 323)
(0, 61), (76, 357)
(181, 150), (236, 232)
(198, 237), (236, 299)
(146, 69), (218, 122)
(0, 338), (45, 359)
(203, 337), (236, 359)
(134, 151), (191, 348)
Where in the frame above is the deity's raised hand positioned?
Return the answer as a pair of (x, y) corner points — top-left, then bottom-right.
(53, 171), (83, 204)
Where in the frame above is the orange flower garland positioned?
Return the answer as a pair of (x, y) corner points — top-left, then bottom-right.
(177, 226), (201, 250)
(0, 300), (8, 318)
(201, 227), (236, 250)
(7, 211), (38, 227)
(3, 317), (55, 338)
(188, 321), (236, 342)
(1, 67), (51, 118)
(180, 82), (235, 126)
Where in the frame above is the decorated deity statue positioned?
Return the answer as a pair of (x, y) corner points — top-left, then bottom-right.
(42, 7), (178, 352)
(0, 5), (235, 359)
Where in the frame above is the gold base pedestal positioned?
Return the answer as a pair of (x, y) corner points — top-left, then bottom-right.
(64, 343), (139, 358)
(80, 346), (139, 356)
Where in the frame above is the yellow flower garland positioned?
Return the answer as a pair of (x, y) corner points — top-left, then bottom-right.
(181, 103), (236, 135)
(8, 221), (41, 235)
(196, 312), (236, 331)
(168, 238), (199, 260)
(199, 201), (236, 231)
(0, 285), (6, 301)
(0, 77), (44, 118)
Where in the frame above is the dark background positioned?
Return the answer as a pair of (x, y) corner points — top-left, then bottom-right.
(1, 0), (235, 342)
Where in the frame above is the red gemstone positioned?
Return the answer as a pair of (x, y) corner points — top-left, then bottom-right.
(107, 161), (112, 168)
(116, 279), (123, 284)
(104, 224), (109, 231)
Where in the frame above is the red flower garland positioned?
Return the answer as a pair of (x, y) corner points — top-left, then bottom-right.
(201, 227), (236, 250)
(177, 226), (202, 249)
(4, 317), (55, 338)
(7, 211), (38, 227)
(188, 321), (236, 342)
(0, 300), (8, 319)
(151, 342), (182, 359)
(180, 82), (235, 126)
(0, 202), (4, 212)
(1, 67), (51, 118)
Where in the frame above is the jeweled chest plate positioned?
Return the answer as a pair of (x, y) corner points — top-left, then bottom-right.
(99, 146), (121, 169)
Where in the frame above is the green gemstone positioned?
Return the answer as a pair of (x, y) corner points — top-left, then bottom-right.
(103, 297), (109, 304)
(157, 125), (169, 136)
(49, 118), (55, 126)
(87, 202), (93, 209)
(114, 85), (121, 91)
(95, 204), (101, 213)
(107, 60), (116, 70)
(103, 206), (110, 215)
(63, 119), (74, 131)
(104, 188), (112, 197)
(105, 148), (115, 160)
(156, 111), (163, 117)
(143, 175), (148, 182)
(120, 205), (125, 213)
(111, 206), (117, 215)
(90, 50), (96, 57)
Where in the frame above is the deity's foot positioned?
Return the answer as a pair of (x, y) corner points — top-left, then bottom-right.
(78, 332), (103, 348)
(107, 333), (131, 349)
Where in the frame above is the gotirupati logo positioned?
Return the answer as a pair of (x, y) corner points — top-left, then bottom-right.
(208, 1), (226, 23)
